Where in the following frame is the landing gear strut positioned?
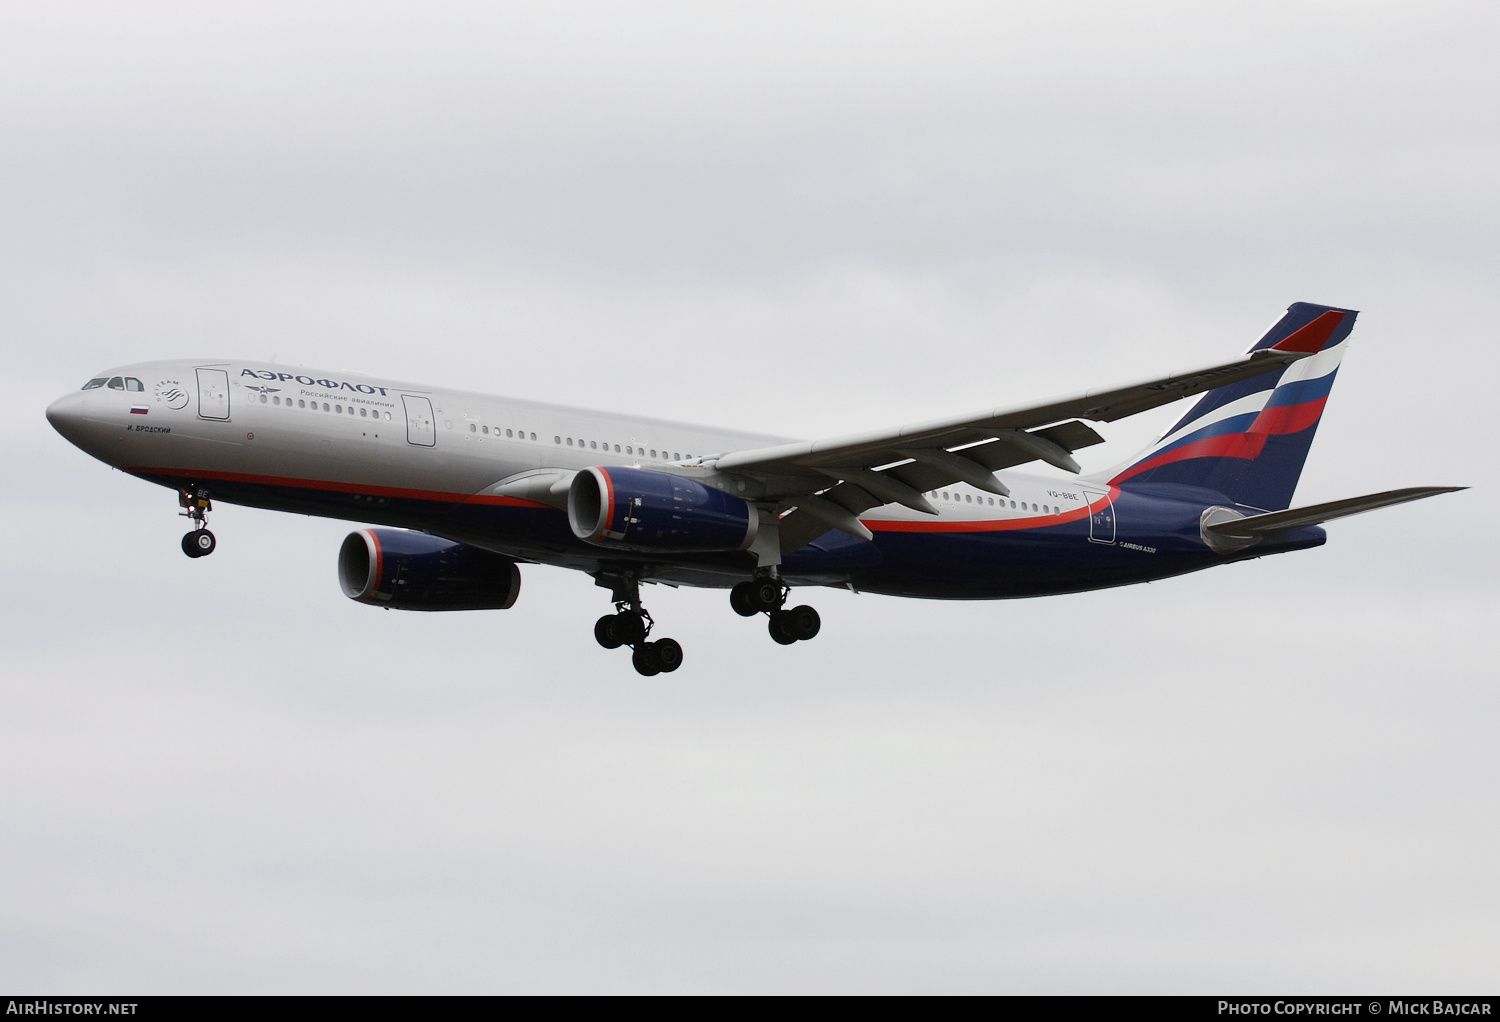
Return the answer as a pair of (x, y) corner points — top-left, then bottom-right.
(593, 574), (684, 676)
(179, 488), (216, 558)
(730, 577), (821, 645)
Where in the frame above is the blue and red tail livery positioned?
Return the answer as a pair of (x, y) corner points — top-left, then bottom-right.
(1109, 302), (1356, 511)
(45, 300), (1460, 674)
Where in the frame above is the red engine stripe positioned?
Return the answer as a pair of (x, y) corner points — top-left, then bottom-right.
(601, 468), (617, 539)
(366, 528), (383, 603)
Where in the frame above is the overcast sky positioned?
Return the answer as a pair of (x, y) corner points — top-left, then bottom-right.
(1, 1), (1496, 993)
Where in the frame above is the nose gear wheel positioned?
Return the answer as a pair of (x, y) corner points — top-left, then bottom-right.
(182, 529), (217, 558)
(178, 487), (217, 558)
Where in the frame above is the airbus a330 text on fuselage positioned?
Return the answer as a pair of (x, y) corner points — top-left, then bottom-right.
(46, 302), (1460, 675)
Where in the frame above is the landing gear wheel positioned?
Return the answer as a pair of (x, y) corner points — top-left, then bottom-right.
(595, 614), (625, 649)
(653, 638), (684, 672)
(748, 577), (784, 613)
(729, 582), (758, 618)
(615, 610), (648, 645)
(768, 611), (798, 645)
(632, 643), (662, 676)
(787, 605), (821, 641)
(182, 530), (216, 558)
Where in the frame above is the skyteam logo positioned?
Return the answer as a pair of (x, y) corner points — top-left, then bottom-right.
(154, 379), (190, 409)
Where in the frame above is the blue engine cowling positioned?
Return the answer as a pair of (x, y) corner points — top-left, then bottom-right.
(568, 466), (758, 552)
(338, 528), (521, 611)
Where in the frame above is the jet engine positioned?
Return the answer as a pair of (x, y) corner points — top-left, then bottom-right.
(338, 528), (521, 610)
(568, 466), (758, 552)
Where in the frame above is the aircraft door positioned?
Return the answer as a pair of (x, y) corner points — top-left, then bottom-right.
(1082, 488), (1116, 544)
(196, 368), (230, 420)
(402, 395), (436, 447)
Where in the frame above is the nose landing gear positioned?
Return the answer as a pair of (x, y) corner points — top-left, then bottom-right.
(593, 574), (684, 676)
(179, 488), (216, 558)
(730, 577), (821, 645)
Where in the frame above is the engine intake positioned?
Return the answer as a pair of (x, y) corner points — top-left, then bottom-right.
(338, 528), (520, 611)
(568, 466), (758, 552)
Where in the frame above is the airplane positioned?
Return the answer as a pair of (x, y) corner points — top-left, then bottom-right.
(45, 301), (1461, 675)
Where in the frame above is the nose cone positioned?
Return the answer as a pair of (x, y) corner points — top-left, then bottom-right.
(46, 391), (88, 445)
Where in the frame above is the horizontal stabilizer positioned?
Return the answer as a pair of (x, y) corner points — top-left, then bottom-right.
(1204, 486), (1466, 540)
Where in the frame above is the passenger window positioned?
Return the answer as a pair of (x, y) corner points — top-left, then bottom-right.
(614, 444), (620, 453)
(125, 377), (144, 391)
(107, 377), (124, 390)
(469, 423), (476, 432)
(260, 394), (268, 403)
(529, 432), (535, 440)
(590, 441), (597, 449)
(360, 407), (367, 417)
(650, 449), (656, 458)
(298, 400), (305, 408)
(335, 405), (342, 413)
(384, 412), (391, 420)
(965, 494), (972, 503)
(81, 378), (108, 390)
(567, 438), (573, 446)
(506, 429), (513, 438)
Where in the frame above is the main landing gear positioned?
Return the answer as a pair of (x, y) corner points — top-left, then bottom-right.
(179, 488), (217, 558)
(730, 577), (821, 645)
(593, 575), (684, 676)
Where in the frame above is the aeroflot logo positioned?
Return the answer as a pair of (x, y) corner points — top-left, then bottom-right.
(241, 369), (390, 396)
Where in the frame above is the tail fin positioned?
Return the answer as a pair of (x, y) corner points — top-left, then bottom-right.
(1109, 302), (1357, 510)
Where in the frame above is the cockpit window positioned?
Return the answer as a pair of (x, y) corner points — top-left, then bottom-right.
(124, 377), (144, 392)
(107, 377), (125, 390)
(81, 378), (108, 390)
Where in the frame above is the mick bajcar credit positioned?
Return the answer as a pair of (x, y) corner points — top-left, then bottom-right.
(1219, 1003), (1493, 1016)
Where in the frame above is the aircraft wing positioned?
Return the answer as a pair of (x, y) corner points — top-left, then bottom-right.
(711, 347), (1315, 545)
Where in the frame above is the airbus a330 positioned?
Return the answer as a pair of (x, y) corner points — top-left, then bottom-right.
(46, 302), (1460, 675)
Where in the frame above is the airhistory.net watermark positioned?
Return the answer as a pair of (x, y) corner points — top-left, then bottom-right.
(5, 1004), (138, 1016)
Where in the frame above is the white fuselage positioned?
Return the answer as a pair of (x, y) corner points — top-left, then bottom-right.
(47, 358), (1159, 599)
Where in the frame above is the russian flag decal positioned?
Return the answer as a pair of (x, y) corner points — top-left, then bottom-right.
(130, 406), (149, 415)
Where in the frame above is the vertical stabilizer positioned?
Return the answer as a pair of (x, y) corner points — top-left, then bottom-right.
(1109, 302), (1357, 510)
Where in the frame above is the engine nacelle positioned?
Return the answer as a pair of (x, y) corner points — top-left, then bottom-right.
(338, 528), (521, 611)
(568, 466), (758, 552)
